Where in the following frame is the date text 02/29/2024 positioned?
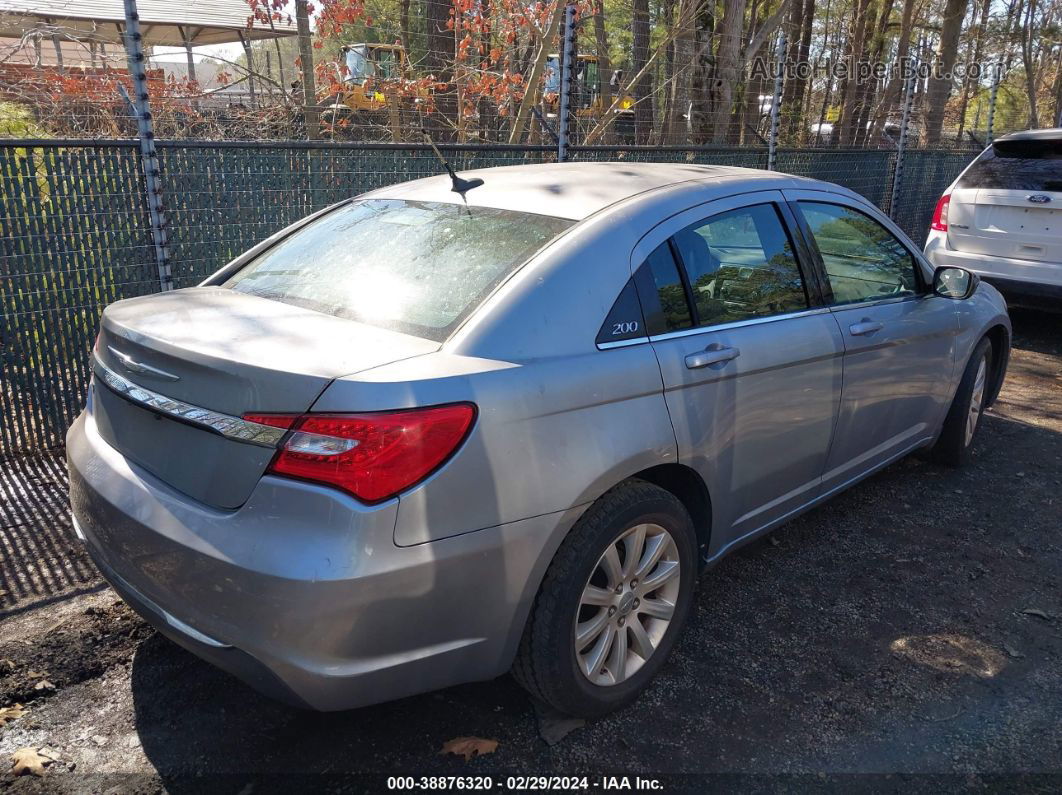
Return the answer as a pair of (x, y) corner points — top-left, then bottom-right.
(386, 776), (665, 791)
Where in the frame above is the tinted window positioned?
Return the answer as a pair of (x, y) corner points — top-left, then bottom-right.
(957, 139), (1062, 191)
(634, 242), (692, 335)
(798, 202), (918, 305)
(224, 199), (573, 342)
(675, 204), (808, 326)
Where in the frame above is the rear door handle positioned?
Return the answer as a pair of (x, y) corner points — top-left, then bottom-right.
(685, 346), (740, 369)
(849, 320), (884, 336)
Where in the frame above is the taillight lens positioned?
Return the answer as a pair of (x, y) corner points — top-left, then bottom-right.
(931, 193), (951, 232)
(243, 404), (476, 503)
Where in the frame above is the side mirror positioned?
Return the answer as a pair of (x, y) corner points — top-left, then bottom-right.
(932, 266), (979, 300)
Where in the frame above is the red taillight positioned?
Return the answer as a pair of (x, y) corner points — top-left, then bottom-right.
(243, 404), (476, 503)
(931, 193), (951, 232)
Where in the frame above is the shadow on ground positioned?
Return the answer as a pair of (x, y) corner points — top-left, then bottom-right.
(0, 452), (99, 614)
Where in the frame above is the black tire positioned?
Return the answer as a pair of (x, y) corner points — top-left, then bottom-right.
(930, 336), (993, 467)
(512, 479), (698, 717)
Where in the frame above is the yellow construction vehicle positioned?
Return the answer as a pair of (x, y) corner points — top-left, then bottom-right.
(543, 53), (635, 139)
(321, 43), (408, 136)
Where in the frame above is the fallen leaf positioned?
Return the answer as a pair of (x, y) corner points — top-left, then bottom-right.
(1021, 608), (1053, 621)
(11, 748), (48, 777)
(0, 704), (26, 726)
(439, 736), (499, 761)
(33, 680), (55, 692)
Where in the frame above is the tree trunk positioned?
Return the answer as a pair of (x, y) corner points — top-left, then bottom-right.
(925, 0), (970, 144)
(295, 0), (318, 139)
(662, 0), (696, 142)
(632, 0), (653, 143)
(739, 0), (762, 145)
(592, 0), (614, 143)
(400, 0), (412, 57)
(707, 0), (747, 143)
(1019, 0), (1040, 128)
(425, 0), (457, 138)
(690, 0), (716, 143)
(869, 0), (916, 141)
(834, 0), (871, 145)
(507, 1), (566, 144)
(956, 0), (990, 142)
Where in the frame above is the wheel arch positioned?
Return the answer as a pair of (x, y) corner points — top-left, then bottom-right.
(628, 464), (713, 569)
(982, 323), (1011, 407)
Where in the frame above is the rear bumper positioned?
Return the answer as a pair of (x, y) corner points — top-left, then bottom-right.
(67, 409), (578, 711)
(925, 232), (1062, 310)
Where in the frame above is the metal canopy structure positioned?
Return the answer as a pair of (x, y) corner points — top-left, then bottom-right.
(0, 0), (297, 46)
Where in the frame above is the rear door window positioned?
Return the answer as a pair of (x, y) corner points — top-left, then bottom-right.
(224, 199), (573, 342)
(673, 203), (809, 326)
(957, 139), (1062, 191)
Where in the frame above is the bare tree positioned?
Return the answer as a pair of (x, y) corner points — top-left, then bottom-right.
(632, 0), (653, 142)
(295, 0), (318, 138)
(925, 0), (970, 144)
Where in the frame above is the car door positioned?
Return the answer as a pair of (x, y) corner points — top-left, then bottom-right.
(784, 190), (960, 491)
(633, 191), (845, 559)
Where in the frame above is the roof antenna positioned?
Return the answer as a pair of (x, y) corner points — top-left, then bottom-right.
(421, 129), (484, 197)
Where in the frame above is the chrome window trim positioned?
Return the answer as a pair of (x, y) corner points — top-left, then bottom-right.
(93, 358), (287, 449)
(827, 292), (924, 311)
(646, 306), (831, 343)
(596, 336), (651, 350)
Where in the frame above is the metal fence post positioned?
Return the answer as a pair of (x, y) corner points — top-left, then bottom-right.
(889, 53), (917, 219)
(986, 61), (1002, 144)
(767, 30), (786, 171)
(122, 0), (172, 291)
(557, 2), (577, 162)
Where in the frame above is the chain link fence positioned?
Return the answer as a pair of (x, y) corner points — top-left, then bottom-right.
(1, 138), (978, 457)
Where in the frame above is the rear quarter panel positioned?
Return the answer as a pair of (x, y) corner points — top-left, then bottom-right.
(314, 347), (676, 546)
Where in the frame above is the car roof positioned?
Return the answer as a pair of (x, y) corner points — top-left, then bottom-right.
(993, 127), (1062, 143)
(363, 161), (831, 221)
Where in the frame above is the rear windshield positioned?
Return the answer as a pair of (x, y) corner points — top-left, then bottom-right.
(224, 199), (573, 341)
(957, 139), (1062, 191)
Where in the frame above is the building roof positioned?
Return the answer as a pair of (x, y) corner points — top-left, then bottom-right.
(367, 161), (824, 221)
(0, 0), (297, 46)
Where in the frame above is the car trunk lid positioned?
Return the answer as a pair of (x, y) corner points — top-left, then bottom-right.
(92, 287), (438, 509)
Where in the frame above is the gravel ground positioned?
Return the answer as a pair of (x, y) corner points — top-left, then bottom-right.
(0, 309), (1059, 792)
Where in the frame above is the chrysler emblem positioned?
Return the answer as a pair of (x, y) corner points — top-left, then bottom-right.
(107, 346), (181, 382)
(1027, 194), (1051, 203)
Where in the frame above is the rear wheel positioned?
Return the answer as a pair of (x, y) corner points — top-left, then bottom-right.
(931, 336), (993, 467)
(512, 480), (697, 717)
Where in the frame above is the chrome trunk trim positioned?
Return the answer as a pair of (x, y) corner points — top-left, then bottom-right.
(93, 358), (288, 448)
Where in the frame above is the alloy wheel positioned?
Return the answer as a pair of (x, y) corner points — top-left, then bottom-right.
(573, 523), (681, 686)
(965, 355), (987, 446)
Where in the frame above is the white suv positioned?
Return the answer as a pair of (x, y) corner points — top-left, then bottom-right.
(924, 128), (1062, 310)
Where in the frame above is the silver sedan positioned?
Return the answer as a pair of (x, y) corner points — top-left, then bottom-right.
(68, 163), (1011, 717)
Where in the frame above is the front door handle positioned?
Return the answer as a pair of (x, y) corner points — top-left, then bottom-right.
(849, 319), (884, 336)
(685, 346), (740, 369)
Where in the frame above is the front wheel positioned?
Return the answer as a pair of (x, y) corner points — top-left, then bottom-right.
(930, 336), (993, 467)
(512, 480), (697, 717)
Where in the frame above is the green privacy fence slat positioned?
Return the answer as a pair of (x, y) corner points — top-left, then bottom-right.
(0, 140), (972, 456)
